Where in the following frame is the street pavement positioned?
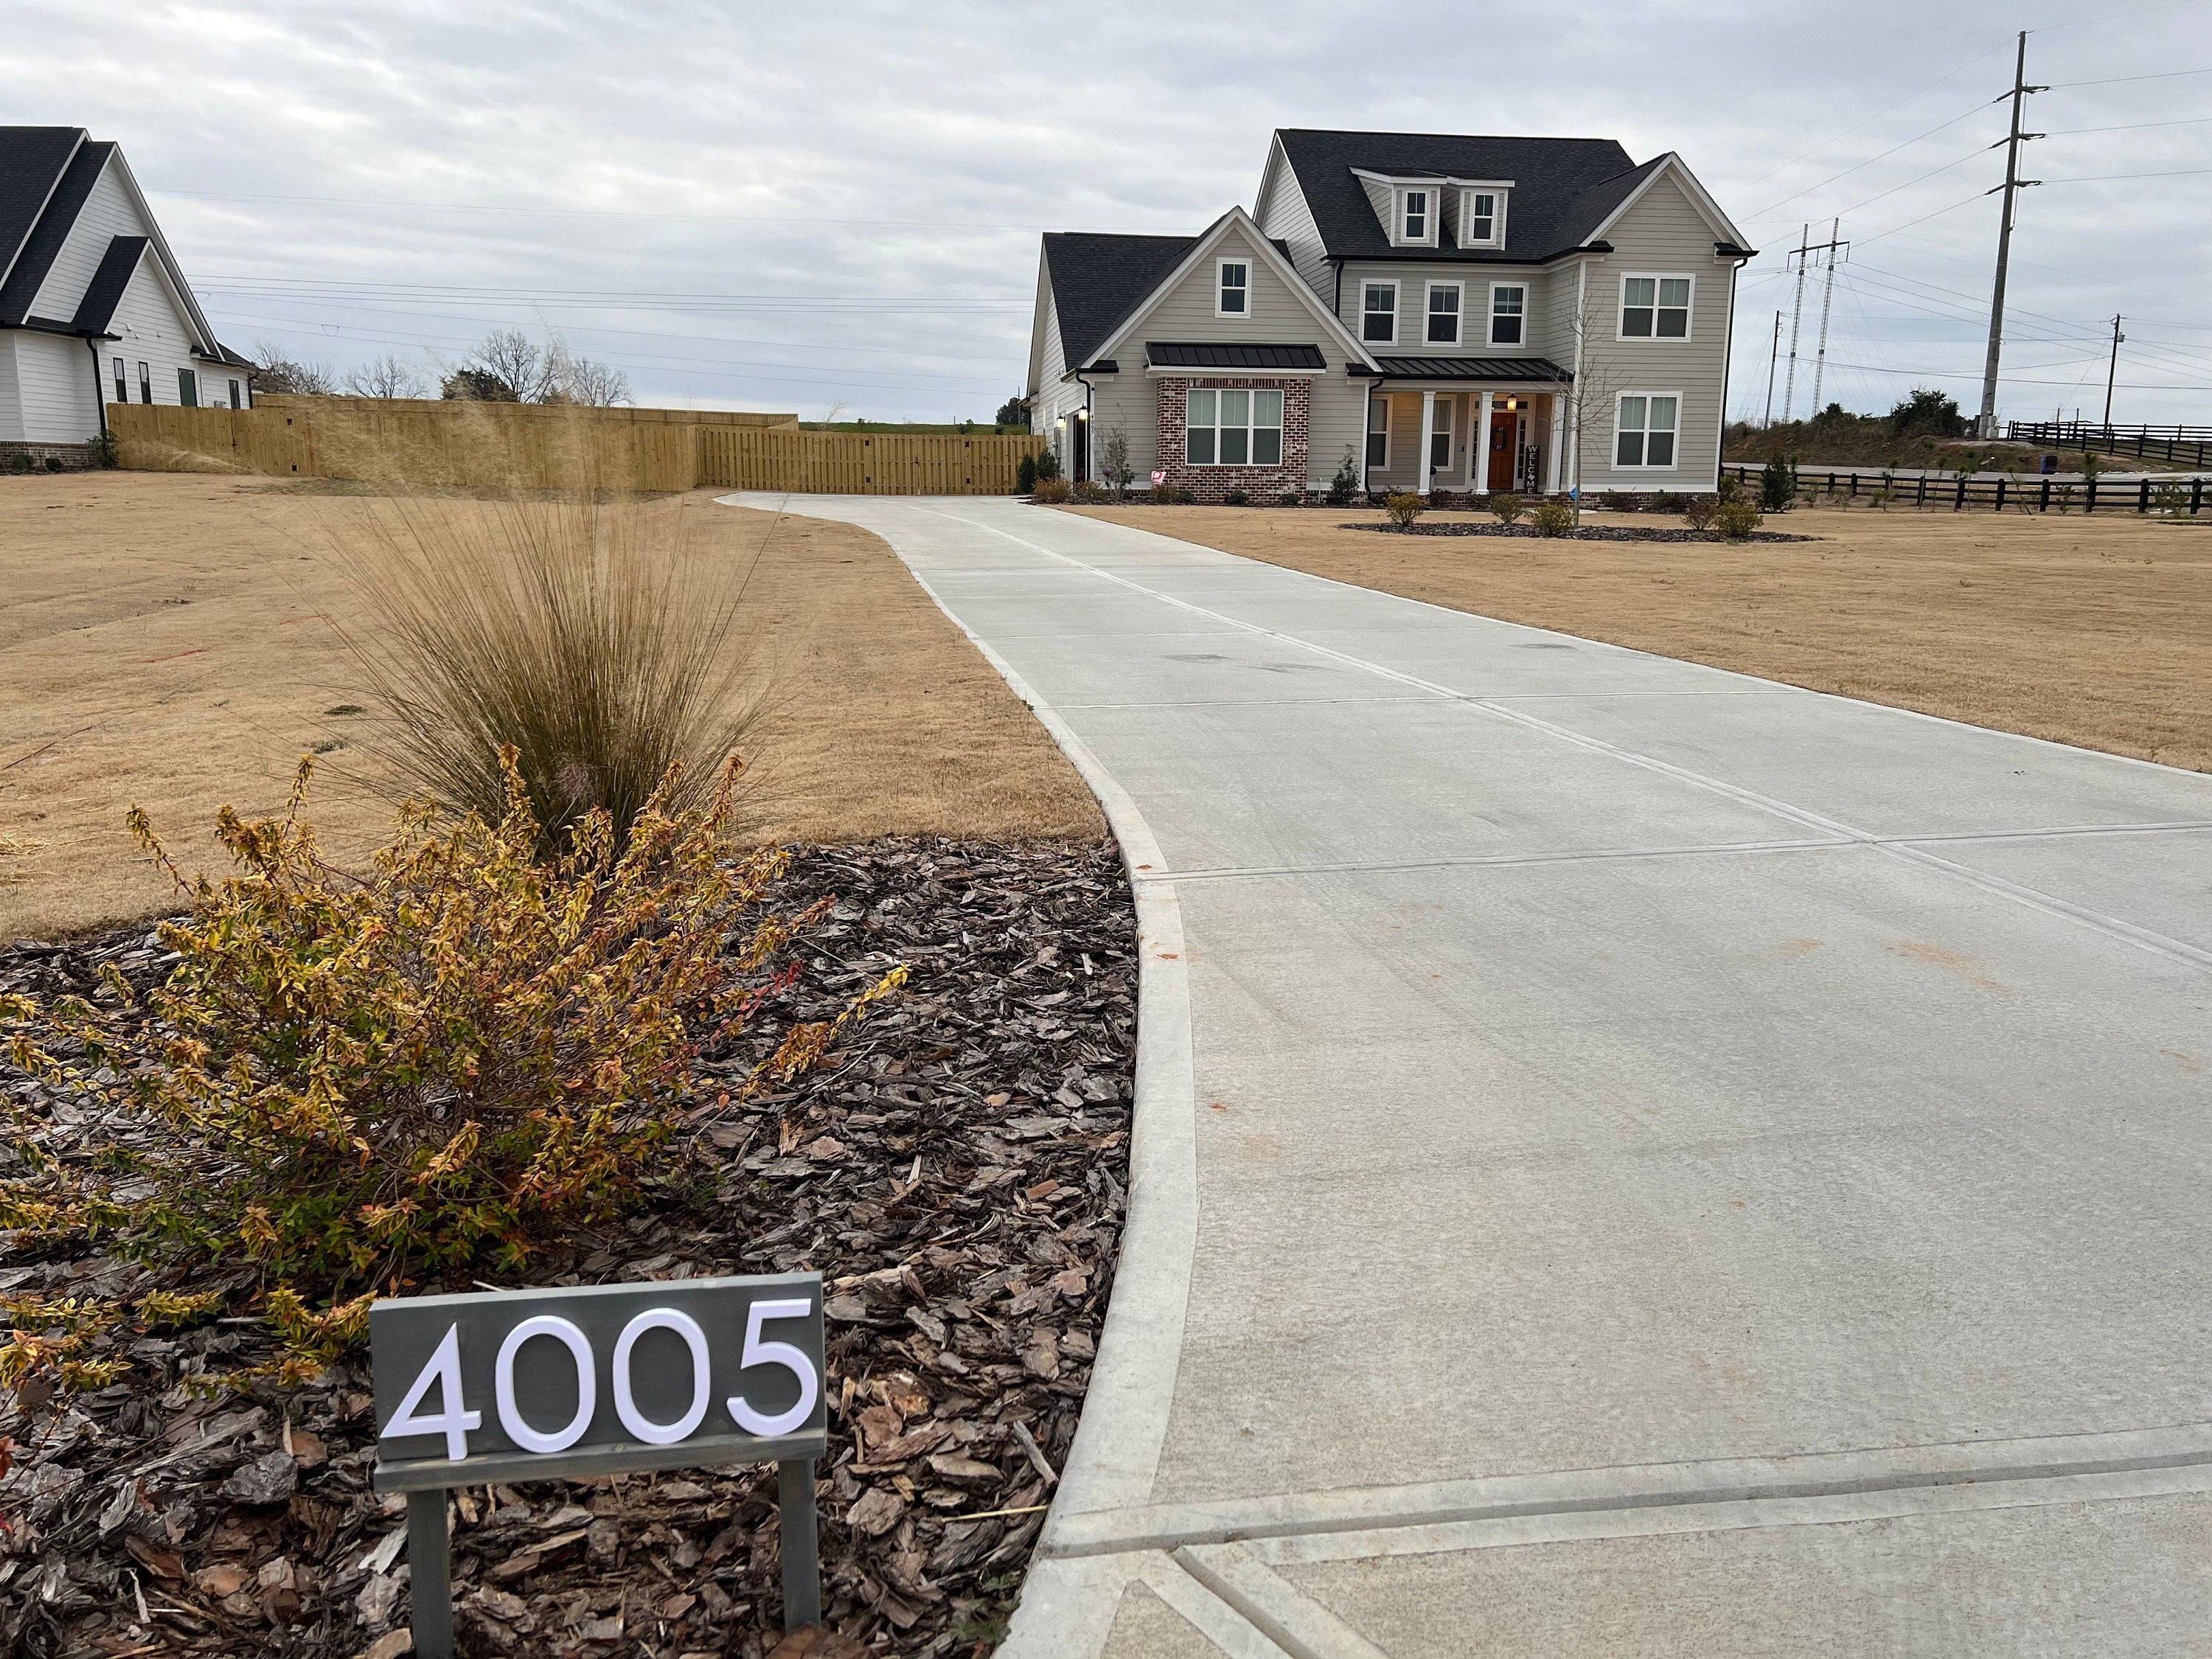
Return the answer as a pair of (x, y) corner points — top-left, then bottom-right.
(728, 494), (2212, 1656)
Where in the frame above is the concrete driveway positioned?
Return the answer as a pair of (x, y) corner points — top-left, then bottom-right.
(728, 495), (2212, 1656)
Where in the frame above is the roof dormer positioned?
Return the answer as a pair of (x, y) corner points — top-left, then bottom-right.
(1453, 182), (1512, 250)
(1352, 168), (1512, 251)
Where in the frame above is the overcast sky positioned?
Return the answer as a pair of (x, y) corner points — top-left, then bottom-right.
(13, 0), (2208, 424)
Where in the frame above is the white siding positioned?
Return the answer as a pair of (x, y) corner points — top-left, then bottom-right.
(1570, 175), (1736, 490)
(0, 335), (21, 440)
(29, 156), (145, 321)
(13, 330), (100, 442)
(106, 258), (218, 414)
(1256, 154), (1329, 299)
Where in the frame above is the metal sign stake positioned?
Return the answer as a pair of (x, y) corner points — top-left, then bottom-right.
(779, 1458), (822, 1629)
(406, 1491), (456, 1659)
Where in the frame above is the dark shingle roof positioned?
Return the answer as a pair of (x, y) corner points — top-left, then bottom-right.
(1043, 232), (1197, 371)
(1147, 341), (1326, 371)
(0, 138), (116, 324)
(69, 236), (147, 335)
(0, 127), (86, 291)
(1274, 129), (1646, 262)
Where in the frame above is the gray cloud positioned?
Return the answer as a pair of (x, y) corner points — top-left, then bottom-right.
(15, 0), (2207, 421)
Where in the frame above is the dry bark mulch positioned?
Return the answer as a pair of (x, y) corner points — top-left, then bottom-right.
(1346, 521), (1820, 543)
(0, 838), (1135, 1659)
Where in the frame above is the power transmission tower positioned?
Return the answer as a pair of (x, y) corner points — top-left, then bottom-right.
(1783, 223), (1811, 421)
(1977, 30), (2045, 437)
(1763, 310), (1782, 426)
(2102, 314), (2124, 428)
(1810, 218), (1847, 414)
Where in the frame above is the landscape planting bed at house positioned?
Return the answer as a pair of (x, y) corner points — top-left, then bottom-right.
(1070, 502), (2212, 773)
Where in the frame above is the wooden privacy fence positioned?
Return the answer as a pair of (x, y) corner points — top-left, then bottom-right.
(110, 402), (1044, 496)
(1722, 462), (2206, 516)
(695, 428), (1042, 494)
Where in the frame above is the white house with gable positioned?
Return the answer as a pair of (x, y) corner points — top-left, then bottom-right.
(0, 126), (249, 465)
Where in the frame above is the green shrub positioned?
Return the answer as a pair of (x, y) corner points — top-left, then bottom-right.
(1031, 477), (1072, 503)
(335, 494), (759, 859)
(1384, 492), (1425, 529)
(1152, 484), (1194, 504)
(1717, 470), (1744, 503)
(1016, 451), (1037, 495)
(1326, 448), (1359, 506)
(88, 432), (119, 469)
(1488, 492), (1525, 526)
(44, 456), (63, 473)
(1682, 495), (1719, 531)
(1033, 446), (1062, 482)
(1529, 500), (1576, 537)
(2152, 481), (2187, 517)
(0, 754), (900, 1386)
(1715, 498), (1764, 540)
(1277, 491), (1301, 507)
(1071, 479), (1110, 503)
(1603, 490), (1638, 512)
(1223, 488), (1249, 507)
(1759, 456), (1797, 512)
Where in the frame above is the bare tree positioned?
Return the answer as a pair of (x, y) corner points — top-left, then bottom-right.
(549, 347), (631, 407)
(249, 341), (336, 395)
(467, 330), (559, 404)
(1551, 274), (1635, 519)
(342, 352), (429, 400)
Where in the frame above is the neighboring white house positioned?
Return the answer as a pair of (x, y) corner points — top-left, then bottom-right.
(0, 126), (249, 465)
(1026, 128), (1754, 502)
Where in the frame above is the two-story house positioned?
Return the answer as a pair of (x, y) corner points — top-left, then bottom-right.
(1026, 128), (1753, 503)
(1, 126), (250, 467)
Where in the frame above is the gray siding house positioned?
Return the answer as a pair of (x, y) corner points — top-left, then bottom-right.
(1026, 128), (1753, 502)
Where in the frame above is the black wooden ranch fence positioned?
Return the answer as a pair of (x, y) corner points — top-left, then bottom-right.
(2007, 420), (2212, 467)
(1719, 463), (2205, 516)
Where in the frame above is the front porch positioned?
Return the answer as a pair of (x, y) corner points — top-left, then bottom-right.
(1360, 360), (1571, 499)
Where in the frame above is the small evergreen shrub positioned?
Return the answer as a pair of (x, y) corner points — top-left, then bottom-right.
(1031, 478), (1072, 503)
(1529, 500), (1576, 537)
(1488, 492), (1525, 526)
(1384, 493), (1425, 529)
(1015, 451), (1037, 495)
(44, 456), (63, 473)
(88, 432), (119, 469)
(1033, 447), (1062, 481)
(1759, 456), (1797, 512)
(1715, 498), (1764, 540)
(1277, 491), (1302, 507)
(1152, 485), (1194, 505)
(1603, 490), (1638, 512)
(1326, 448), (1359, 506)
(1223, 489), (1249, 507)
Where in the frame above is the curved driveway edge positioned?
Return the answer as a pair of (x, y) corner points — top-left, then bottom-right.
(722, 494), (2212, 1658)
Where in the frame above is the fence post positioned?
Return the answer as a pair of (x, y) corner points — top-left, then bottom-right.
(2192, 478), (2202, 516)
(2039, 478), (2051, 512)
(1916, 474), (1927, 507)
(2086, 479), (2097, 514)
(2138, 478), (2150, 514)
(1954, 475), (1966, 510)
(1994, 476), (2006, 512)
(1848, 473), (1859, 499)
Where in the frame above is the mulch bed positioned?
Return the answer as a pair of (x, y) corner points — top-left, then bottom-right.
(1343, 521), (1820, 543)
(0, 839), (1135, 1659)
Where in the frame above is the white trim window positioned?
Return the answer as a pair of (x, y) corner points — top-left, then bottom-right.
(1430, 397), (1453, 472)
(137, 361), (151, 404)
(1425, 282), (1462, 346)
(1399, 188), (1430, 245)
(1614, 393), (1680, 469)
(1489, 284), (1526, 347)
(1216, 257), (1250, 319)
(1620, 274), (1693, 340)
(1366, 394), (1390, 470)
(1186, 386), (1284, 467)
(228, 378), (243, 409)
(111, 356), (127, 404)
(1459, 189), (1507, 248)
(1361, 280), (1398, 344)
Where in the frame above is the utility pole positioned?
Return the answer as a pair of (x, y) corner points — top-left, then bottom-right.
(1810, 218), (1846, 415)
(1978, 29), (2045, 437)
(1783, 223), (1811, 421)
(2102, 314), (2124, 429)
(1763, 310), (1781, 425)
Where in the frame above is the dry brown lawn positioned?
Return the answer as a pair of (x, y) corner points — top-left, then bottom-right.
(1068, 501), (2211, 775)
(0, 473), (1099, 938)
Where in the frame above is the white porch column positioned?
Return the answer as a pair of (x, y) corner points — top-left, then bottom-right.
(1545, 394), (1566, 494)
(1474, 389), (1494, 497)
(1417, 390), (1436, 495)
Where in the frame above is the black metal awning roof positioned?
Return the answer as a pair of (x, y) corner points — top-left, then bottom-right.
(1365, 355), (1570, 382)
(1147, 341), (1329, 371)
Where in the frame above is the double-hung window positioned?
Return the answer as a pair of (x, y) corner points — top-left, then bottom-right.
(1621, 275), (1692, 339)
(1489, 285), (1525, 347)
(1361, 282), (1397, 344)
(112, 357), (127, 404)
(1217, 259), (1248, 317)
(1186, 387), (1283, 467)
(137, 361), (152, 404)
(1614, 394), (1680, 469)
(229, 378), (243, 409)
(178, 369), (198, 407)
(1463, 191), (1500, 246)
(1366, 395), (1390, 470)
(1430, 397), (1453, 472)
(1402, 189), (1427, 243)
(1425, 283), (1461, 345)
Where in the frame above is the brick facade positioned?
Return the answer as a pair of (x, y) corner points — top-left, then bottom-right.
(1, 440), (94, 473)
(1154, 377), (1311, 503)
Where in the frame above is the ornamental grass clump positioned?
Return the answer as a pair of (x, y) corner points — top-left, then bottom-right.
(0, 751), (902, 1388)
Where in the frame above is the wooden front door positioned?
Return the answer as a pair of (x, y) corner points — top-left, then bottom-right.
(1487, 410), (1517, 490)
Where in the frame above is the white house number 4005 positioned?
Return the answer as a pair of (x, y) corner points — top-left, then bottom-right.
(382, 1300), (820, 1461)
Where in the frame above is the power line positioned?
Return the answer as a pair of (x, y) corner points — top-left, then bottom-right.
(1730, 41), (2013, 193)
(2039, 66), (2212, 87)
(2039, 166), (2212, 182)
(1746, 99), (1996, 218)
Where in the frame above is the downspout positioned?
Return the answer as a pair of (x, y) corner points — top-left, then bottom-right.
(1714, 252), (1749, 490)
(1569, 257), (1589, 495)
(83, 336), (109, 439)
(1360, 377), (1372, 498)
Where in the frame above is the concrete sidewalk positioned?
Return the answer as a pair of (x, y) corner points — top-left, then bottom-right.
(729, 495), (2212, 1656)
